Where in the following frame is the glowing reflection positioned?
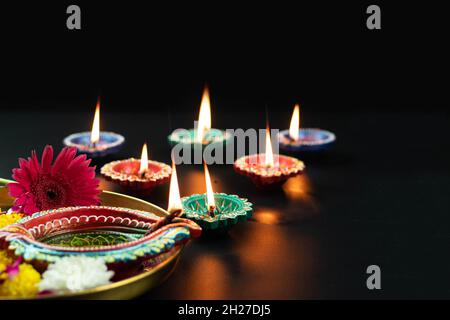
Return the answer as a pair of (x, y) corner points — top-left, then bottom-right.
(183, 254), (229, 299)
(235, 224), (320, 298)
(252, 208), (282, 225)
(282, 175), (312, 200)
(282, 174), (320, 214)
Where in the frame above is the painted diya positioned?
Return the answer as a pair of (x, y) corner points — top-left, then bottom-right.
(168, 128), (231, 148)
(101, 144), (171, 191)
(234, 125), (305, 188)
(182, 193), (253, 231)
(278, 104), (336, 152)
(278, 128), (336, 152)
(0, 206), (201, 277)
(64, 132), (125, 158)
(234, 154), (305, 188)
(63, 99), (125, 157)
(167, 86), (231, 148)
(181, 163), (253, 231)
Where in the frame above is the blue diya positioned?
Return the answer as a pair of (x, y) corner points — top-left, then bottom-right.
(63, 131), (125, 158)
(278, 128), (336, 152)
(181, 193), (253, 231)
(278, 104), (336, 152)
(63, 100), (125, 157)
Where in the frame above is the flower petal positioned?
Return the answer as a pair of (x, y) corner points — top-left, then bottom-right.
(41, 145), (54, 173)
(7, 183), (26, 198)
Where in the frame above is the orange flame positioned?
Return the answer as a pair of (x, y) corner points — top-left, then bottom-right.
(196, 86), (212, 143)
(289, 104), (300, 141)
(167, 160), (182, 213)
(90, 100), (101, 144)
(139, 143), (148, 175)
(265, 126), (275, 167)
(204, 162), (216, 211)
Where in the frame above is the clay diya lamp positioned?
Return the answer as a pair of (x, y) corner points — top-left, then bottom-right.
(63, 98), (125, 158)
(182, 163), (253, 232)
(0, 205), (201, 279)
(168, 85), (232, 148)
(278, 104), (336, 152)
(101, 143), (171, 191)
(234, 126), (305, 188)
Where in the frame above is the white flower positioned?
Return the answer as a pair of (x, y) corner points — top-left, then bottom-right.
(39, 256), (114, 293)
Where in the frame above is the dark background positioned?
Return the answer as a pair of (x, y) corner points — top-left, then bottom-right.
(0, 2), (448, 113)
(0, 2), (449, 299)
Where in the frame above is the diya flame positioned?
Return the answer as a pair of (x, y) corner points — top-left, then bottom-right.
(139, 143), (149, 175)
(289, 104), (300, 141)
(265, 125), (275, 168)
(167, 160), (183, 214)
(90, 99), (101, 145)
(204, 163), (216, 212)
(196, 86), (212, 143)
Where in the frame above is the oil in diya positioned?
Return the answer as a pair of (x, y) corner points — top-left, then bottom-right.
(101, 143), (171, 191)
(278, 104), (336, 152)
(234, 123), (305, 188)
(181, 163), (253, 232)
(167, 85), (232, 148)
(63, 98), (125, 158)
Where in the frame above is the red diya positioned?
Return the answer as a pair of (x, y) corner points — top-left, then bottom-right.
(234, 126), (305, 188)
(101, 143), (171, 191)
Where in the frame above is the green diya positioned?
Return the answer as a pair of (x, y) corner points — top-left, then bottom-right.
(168, 128), (231, 147)
(180, 164), (252, 232)
(167, 86), (231, 148)
(181, 193), (253, 231)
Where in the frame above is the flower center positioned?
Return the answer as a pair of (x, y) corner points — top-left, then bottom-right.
(31, 174), (69, 211)
(46, 190), (58, 200)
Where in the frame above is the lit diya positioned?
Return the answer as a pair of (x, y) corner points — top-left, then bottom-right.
(63, 98), (125, 157)
(181, 163), (253, 231)
(0, 156), (200, 286)
(278, 104), (336, 152)
(101, 143), (171, 191)
(234, 124), (305, 188)
(0, 206), (200, 274)
(168, 85), (232, 147)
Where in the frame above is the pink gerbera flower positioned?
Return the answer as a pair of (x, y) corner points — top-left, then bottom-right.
(8, 146), (100, 215)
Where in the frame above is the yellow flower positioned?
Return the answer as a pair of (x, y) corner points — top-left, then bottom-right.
(0, 250), (13, 276)
(0, 215), (41, 298)
(0, 263), (41, 298)
(0, 213), (24, 229)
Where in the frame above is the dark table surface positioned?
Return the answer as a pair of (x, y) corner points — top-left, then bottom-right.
(0, 109), (449, 299)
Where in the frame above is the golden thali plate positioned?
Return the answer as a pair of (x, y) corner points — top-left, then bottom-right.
(0, 184), (183, 300)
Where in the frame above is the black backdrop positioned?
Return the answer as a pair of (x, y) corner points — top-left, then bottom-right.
(0, 1), (448, 113)
(0, 2), (450, 300)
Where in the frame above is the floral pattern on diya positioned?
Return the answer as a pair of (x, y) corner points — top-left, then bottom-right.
(168, 128), (232, 147)
(278, 128), (336, 152)
(0, 206), (201, 265)
(234, 154), (305, 187)
(63, 131), (125, 158)
(100, 158), (171, 191)
(181, 193), (253, 230)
